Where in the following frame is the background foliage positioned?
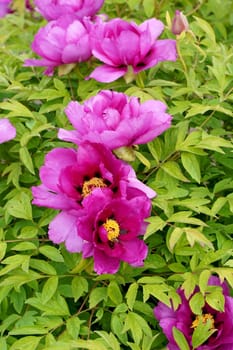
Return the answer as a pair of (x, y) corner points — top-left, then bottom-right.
(0, 0), (232, 349)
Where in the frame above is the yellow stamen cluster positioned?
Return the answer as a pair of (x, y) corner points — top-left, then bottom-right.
(191, 313), (215, 330)
(103, 219), (120, 241)
(82, 177), (107, 197)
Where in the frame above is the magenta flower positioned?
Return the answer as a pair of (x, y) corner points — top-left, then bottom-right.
(154, 276), (233, 350)
(0, 119), (16, 143)
(0, 0), (11, 18)
(88, 18), (177, 83)
(77, 189), (150, 274)
(58, 90), (172, 150)
(24, 15), (92, 76)
(32, 142), (155, 250)
(34, 0), (104, 21)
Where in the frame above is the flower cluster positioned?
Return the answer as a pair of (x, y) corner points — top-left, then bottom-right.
(32, 88), (173, 273)
(154, 276), (233, 349)
(27, 0), (177, 274)
(24, 0), (177, 81)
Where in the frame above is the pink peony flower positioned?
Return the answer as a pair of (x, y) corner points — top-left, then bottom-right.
(0, 0), (11, 18)
(154, 276), (233, 350)
(0, 119), (16, 143)
(88, 18), (177, 83)
(34, 0), (104, 21)
(24, 15), (92, 75)
(58, 90), (172, 150)
(32, 142), (155, 251)
(77, 189), (150, 274)
(171, 10), (189, 35)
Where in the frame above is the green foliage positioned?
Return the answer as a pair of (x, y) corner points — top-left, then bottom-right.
(0, 0), (232, 349)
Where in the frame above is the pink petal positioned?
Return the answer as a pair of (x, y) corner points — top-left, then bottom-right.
(88, 65), (126, 83)
(48, 211), (83, 252)
(0, 119), (16, 143)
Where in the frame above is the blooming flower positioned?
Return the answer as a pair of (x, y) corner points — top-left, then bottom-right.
(0, 119), (16, 143)
(32, 142), (155, 251)
(154, 276), (233, 350)
(34, 0), (104, 21)
(58, 90), (172, 150)
(0, 0), (11, 18)
(171, 10), (189, 35)
(77, 189), (150, 274)
(88, 18), (177, 83)
(24, 15), (92, 76)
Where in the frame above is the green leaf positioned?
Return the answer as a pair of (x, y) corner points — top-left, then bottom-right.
(0, 338), (7, 350)
(9, 326), (48, 335)
(6, 192), (32, 220)
(71, 276), (88, 302)
(39, 246), (64, 262)
(172, 327), (190, 350)
(108, 281), (122, 305)
(168, 227), (184, 252)
(143, 0), (155, 17)
(206, 291), (225, 312)
(19, 147), (35, 174)
(144, 216), (166, 239)
(181, 152), (201, 183)
(199, 270), (211, 295)
(89, 287), (107, 308)
(30, 259), (57, 275)
(0, 242), (7, 260)
(123, 312), (151, 345)
(189, 292), (205, 315)
(184, 228), (214, 249)
(192, 320), (216, 349)
(0, 100), (34, 118)
(161, 161), (189, 182)
(126, 283), (138, 311)
(66, 317), (81, 339)
(42, 276), (59, 304)
(95, 331), (121, 350)
(10, 336), (41, 350)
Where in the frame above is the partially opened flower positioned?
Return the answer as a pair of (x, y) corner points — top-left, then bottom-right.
(24, 15), (92, 75)
(88, 18), (177, 83)
(0, 0), (11, 18)
(32, 142), (155, 250)
(154, 276), (233, 350)
(58, 90), (172, 150)
(172, 10), (189, 35)
(34, 0), (104, 21)
(0, 119), (16, 143)
(77, 189), (150, 274)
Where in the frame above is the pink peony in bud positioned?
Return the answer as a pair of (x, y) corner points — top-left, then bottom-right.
(34, 0), (104, 21)
(172, 10), (189, 35)
(24, 15), (92, 75)
(0, 0), (11, 18)
(32, 142), (155, 251)
(154, 276), (233, 350)
(77, 189), (150, 274)
(0, 119), (16, 143)
(58, 90), (172, 150)
(88, 18), (177, 83)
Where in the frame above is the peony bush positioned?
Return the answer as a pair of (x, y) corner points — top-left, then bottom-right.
(0, 1), (232, 349)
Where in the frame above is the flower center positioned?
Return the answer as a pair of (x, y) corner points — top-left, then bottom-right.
(82, 177), (107, 197)
(103, 219), (120, 241)
(191, 313), (215, 330)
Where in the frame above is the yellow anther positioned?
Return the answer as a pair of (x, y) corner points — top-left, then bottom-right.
(82, 177), (107, 197)
(191, 313), (215, 330)
(103, 219), (120, 241)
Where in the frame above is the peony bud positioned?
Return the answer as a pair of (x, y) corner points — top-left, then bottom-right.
(172, 10), (189, 35)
